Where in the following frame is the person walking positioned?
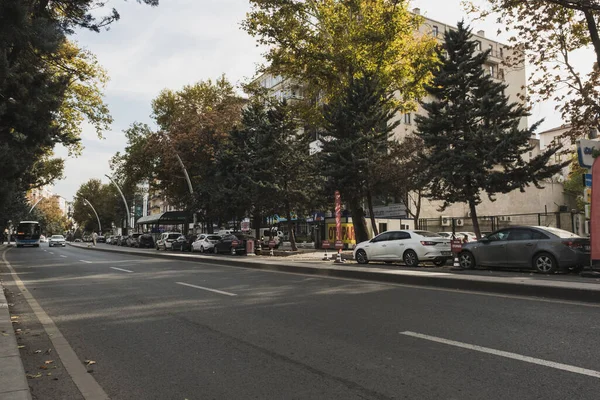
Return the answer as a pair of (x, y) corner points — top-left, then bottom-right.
(92, 231), (98, 247)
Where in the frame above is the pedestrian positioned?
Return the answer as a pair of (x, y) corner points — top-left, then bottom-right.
(92, 231), (98, 247)
(462, 234), (469, 243)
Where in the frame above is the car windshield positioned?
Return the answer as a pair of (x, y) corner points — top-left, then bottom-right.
(167, 234), (181, 239)
(208, 235), (221, 241)
(537, 226), (580, 238)
(414, 231), (440, 238)
(51, 235), (64, 239)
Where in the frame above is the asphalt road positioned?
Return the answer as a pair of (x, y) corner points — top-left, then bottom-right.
(3, 244), (600, 400)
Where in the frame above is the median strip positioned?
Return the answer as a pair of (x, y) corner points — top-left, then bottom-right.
(175, 281), (237, 297)
(400, 331), (600, 379)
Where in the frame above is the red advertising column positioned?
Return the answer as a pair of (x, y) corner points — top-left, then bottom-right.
(334, 190), (344, 262)
(591, 158), (600, 265)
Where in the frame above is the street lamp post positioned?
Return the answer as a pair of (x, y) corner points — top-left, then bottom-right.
(105, 174), (131, 234)
(82, 198), (102, 233)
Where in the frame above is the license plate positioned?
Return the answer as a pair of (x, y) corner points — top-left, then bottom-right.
(441, 251), (452, 256)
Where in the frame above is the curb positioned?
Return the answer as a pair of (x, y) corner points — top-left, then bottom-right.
(0, 247), (33, 400)
(68, 244), (600, 304)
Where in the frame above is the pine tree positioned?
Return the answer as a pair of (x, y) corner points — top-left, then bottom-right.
(321, 72), (400, 243)
(416, 21), (565, 238)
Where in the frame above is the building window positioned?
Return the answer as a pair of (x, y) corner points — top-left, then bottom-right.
(555, 153), (562, 163)
(498, 69), (505, 80)
(499, 47), (503, 57)
(475, 41), (482, 51)
(432, 25), (438, 37)
(404, 113), (411, 124)
(529, 151), (533, 158)
(489, 65), (495, 77)
(379, 223), (388, 233)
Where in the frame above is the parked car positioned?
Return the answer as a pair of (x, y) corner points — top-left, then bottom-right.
(117, 235), (128, 246)
(97, 235), (106, 243)
(458, 226), (590, 273)
(354, 230), (452, 267)
(127, 233), (142, 247)
(111, 235), (121, 245)
(48, 235), (66, 247)
(213, 234), (255, 255)
(137, 234), (155, 249)
(172, 234), (196, 252)
(156, 232), (183, 251)
(74, 238), (82, 243)
(192, 234), (222, 253)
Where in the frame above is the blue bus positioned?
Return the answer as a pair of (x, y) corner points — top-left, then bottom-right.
(15, 221), (41, 248)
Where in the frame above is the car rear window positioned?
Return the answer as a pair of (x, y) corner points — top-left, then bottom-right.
(538, 227), (580, 238)
(414, 231), (440, 238)
(208, 235), (221, 241)
(168, 234), (181, 239)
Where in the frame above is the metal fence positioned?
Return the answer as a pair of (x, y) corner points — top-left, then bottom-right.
(418, 212), (582, 235)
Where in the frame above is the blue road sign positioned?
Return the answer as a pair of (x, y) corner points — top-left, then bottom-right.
(585, 174), (593, 187)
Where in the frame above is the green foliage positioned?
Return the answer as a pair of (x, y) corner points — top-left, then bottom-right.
(563, 153), (587, 212)
(320, 72), (400, 242)
(72, 179), (127, 233)
(416, 21), (566, 237)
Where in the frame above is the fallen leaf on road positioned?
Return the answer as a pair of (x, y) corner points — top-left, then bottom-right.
(40, 365), (47, 370)
(26, 373), (42, 379)
(34, 350), (42, 354)
(45, 349), (52, 354)
(17, 345), (25, 349)
(44, 360), (54, 364)
(47, 372), (52, 376)
(1, 332), (8, 337)
(10, 315), (19, 320)
(85, 360), (96, 366)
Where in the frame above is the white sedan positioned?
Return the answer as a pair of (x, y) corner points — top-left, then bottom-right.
(48, 235), (66, 247)
(354, 230), (452, 267)
(192, 234), (222, 253)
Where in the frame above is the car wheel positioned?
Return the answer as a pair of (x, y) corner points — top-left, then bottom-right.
(355, 249), (369, 264)
(533, 252), (557, 274)
(459, 252), (475, 269)
(433, 259), (446, 267)
(213, 246), (219, 254)
(403, 250), (419, 267)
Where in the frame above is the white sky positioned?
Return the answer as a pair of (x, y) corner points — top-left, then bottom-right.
(51, 0), (595, 200)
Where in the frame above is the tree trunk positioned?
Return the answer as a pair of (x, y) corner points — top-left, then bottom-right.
(469, 200), (481, 239)
(366, 189), (378, 236)
(253, 212), (262, 242)
(285, 204), (297, 251)
(349, 196), (370, 243)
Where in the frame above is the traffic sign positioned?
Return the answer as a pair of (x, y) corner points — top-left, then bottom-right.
(334, 240), (343, 249)
(321, 240), (331, 249)
(450, 239), (463, 253)
(268, 240), (276, 248)
(584, 173), (593, 187)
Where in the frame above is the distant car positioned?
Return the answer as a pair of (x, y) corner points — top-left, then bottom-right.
(117, 236), (128, 246)
(213, 234), (254, 255)
(39, 235), (48, 243)
(111, 235), (121, 245)
(127, 233), (142, 247)
(74, 238), (82, 243)
(459, 226), (590, 273)
(354, 230), (452, 267)
(156, 232), (183, 251)
(172, 234), (196, 252)
(105, 236), (113, 244)
(97, 235), (106, 243)
(437, 232), (477, 242)
(192, 234), (221, 253)
(49, 235), (66, 247)
(137, 234), (155, 249)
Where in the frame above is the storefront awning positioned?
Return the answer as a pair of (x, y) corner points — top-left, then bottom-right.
(136, 211), (191, 225)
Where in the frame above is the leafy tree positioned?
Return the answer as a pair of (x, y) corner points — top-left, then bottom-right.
(72, 179), (126, 234)
(416, 21), (566, 238)
(321, 73), (400, 243)
(467, 0), (600, 139)
(563, 152), (587, 212)
(33, 197), (68, 235)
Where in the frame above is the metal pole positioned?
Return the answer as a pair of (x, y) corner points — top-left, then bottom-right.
(105, 175), (131, 230)
(174, 152), (197, 234)
(83, 198), (102, 233)
(29, 197), (44, 214)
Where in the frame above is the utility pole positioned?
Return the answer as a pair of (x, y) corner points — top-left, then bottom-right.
(82, 198), (102, 233)
(105, 175), (131, 235)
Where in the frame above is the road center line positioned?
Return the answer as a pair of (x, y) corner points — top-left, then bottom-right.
(2, 249), (110, 399)
(79, 260), (93, 264)
(400, 331), (600, 379)
(175, 281), (237, 297)
(110, 267), (133, 273)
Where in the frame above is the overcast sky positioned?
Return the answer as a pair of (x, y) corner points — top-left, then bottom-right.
(51, 0), (594, 200)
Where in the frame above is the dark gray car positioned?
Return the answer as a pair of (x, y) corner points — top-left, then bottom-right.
(458, 226), (590, 273)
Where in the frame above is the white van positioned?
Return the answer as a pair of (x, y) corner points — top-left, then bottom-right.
(260, 229), (284, 247)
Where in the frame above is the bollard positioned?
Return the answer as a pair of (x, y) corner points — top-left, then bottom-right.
(322, 248), (330, 261)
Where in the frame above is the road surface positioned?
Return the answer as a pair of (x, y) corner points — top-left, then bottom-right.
(3, 244), (600, 399)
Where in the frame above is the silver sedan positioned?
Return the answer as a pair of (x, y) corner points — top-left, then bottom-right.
(458, 226), (590, 273)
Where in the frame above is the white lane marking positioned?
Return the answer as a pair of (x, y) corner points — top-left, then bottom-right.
(175, 281), (237, 297)
(110, 267), (133, 273)
(2, 249), (110, 399)
(49, 252), (54, 255)
(79, 260), (93, 264)
(60, 255), (67, 258)
(400, 331), (600, 379)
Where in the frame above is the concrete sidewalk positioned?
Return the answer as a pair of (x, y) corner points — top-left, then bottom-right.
(70, 243), (600, 304)
(0, 245), (32, 400)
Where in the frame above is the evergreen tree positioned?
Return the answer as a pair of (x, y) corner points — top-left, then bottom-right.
(416, 21), (565, 238)
(321, 73), (400, 243)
